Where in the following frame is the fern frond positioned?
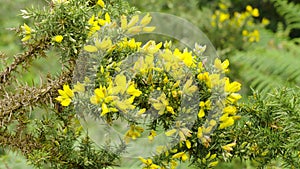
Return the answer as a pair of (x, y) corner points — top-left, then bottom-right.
(231, 45), (300, 94)
(271, 0), (300, 33)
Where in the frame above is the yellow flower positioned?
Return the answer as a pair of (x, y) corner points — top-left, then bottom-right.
(219, 12), (230, 23)
(208, 161), (219, 167)
(210, 155), (217, 161)
(225, 78), (241, 93)
(148, 130), (157, 141)
(142, 40), (162, 54)
(214, 58), (229, 73)
(198, 108), (205, 118)
(127, 84), (142, 97)
(112, 74), (127, 94)
(53, 35), (63, 43)
(223, 106), (237, 115)
(114, 98), (136, 112)
(97, 0), (105, 8)
(227, 93), (242, 103)
(21, 23), (32, 41)
(152, 93), (169, 115)
(246, 5), (253, 12)
(221, 142), (236, 152)
(137, 108), (146, 115)
(125, 125), (144, 143)
(55, 85), (74, 106)
(219, 113), (229, 122)
(90, 87), (105, 104)
(90, 85), (117, 116)
(166, 106), (175, 114)
(120, 15), (127, 29)
(182, 78), (198, 95)
(170, 160), (178, 169)
(197, 126), (203, 138)
(250, 29), (260, 42)
(218, 3), (228, 10)
(101, 102), (109, 116)
(88, 14), (96, 25)
(84, 45), (98, 52)
(219, 116), (235, 129)
(95, 37), (113, 50)
(22, 23), (31, 34)
(242, 30), (248, 36)
(73, 82), (85, 92)
(143, 26), (156, 33)
(140, 13), (152, 26)
(127, 15), (139, 28)
(262, 18), (270, 25)
(127, 38), (142, 49)
(172, 151), (189, 161)
(246, 5), (259, 17)
(251, 8), (259, 17)
(139, 157), (160, 169)
(174, 48), (195, 67)
(197, 72), (210, 81)
(105, 13), (111, 23)
(118, 38), (142, 50)
(98, 13), (111, 26)
(186, 140), (192, 149)
(165, 129), (177, 137)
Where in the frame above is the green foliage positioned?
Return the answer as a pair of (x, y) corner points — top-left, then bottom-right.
(233, 87), (300, 168)
(0, 150), (31, 169)
(271, 0), (300, 37)
(1, 0), (300, 169)
(0, 0), (135, 168)
(24, 108), (125, 169)
(231, 35), (300, 94)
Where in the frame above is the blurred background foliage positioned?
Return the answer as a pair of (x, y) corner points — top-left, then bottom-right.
(130, 0), (300, 97)
(1, 0), (300, 168)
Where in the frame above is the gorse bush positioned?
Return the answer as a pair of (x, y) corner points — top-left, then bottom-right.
(1, 0), (300, 169)
(207, 2), (269, 52)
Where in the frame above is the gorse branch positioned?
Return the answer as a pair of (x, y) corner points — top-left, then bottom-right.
(0, 70), (72, 126)
(0, 38), (49, 85)
(233, 88), (300, 168)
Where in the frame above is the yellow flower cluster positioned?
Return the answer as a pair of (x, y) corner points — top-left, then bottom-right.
(55, 83), (84, 106)
(211, 3), (269, 43)
(242, 29), (260, 42)
(55, 12), (243, 168)
(246, 5), (259, 17)
(89, 74), (142, 116)
(195, 58), (241, 152)
(88, 12), (111, 37)
(84, 37), (141, 53)
(120, 13), (156, 34)
(90, 84), (118, 116)
(87, 1), (155, 38)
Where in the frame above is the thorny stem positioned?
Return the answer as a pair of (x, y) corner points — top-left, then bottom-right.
(0, 38), (49, 85)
